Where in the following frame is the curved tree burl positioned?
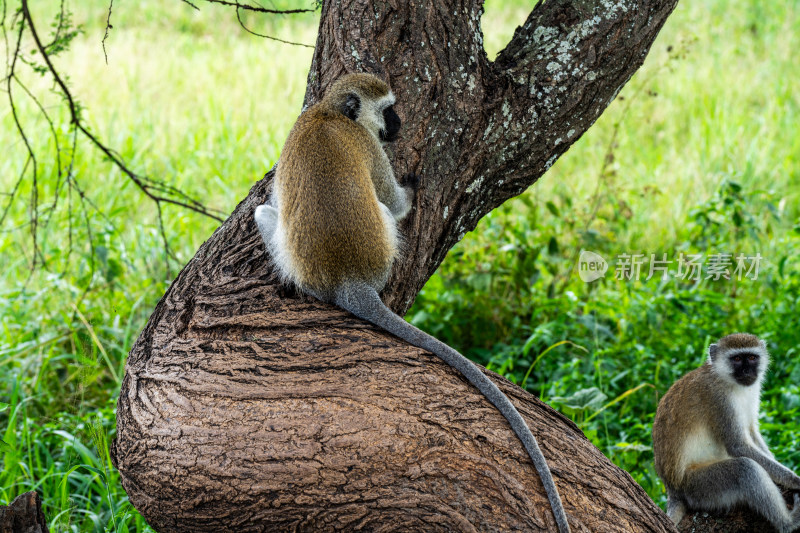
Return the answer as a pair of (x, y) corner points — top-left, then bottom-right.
(113, 0), (680, 531)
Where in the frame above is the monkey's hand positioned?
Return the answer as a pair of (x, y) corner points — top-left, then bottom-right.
(400, 172), (421, 191)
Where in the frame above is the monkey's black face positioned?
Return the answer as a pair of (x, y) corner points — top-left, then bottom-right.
(380, 105), (401, 143)
(729, 352), (761, 386)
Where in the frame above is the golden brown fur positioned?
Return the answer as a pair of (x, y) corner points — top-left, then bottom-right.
(272, 74), (398, 293)
(653, 364), (728, 488)
(276, 109), (393, 290)
(319, 73), (390, 113)
(717, 332), (763, 350)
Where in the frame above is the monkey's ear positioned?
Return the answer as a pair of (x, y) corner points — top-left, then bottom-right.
(342, 94), (360, 121)
(708, 343), (719, 360)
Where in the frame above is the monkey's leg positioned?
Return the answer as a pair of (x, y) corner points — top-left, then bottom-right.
(334, 282), (570, 533)
(683, 457), (800, 532)
(665, 489), (687, 525)
(254, 205), (279, 246)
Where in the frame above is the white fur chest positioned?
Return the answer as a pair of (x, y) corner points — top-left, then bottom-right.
(729, 384), (761, 434)
(680, 424), (729, 473)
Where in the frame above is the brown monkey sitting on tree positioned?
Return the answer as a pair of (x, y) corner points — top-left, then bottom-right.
(653, 333), (800, 532)
(254, 72), (570, 533)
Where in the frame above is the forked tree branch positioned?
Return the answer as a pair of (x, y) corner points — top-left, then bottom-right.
(113, 0), (680, 531)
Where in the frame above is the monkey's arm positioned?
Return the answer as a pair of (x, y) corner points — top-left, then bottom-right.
(751, 427), (774, 457)
(726, 431), (800, 490)
(748, 450), (800, 490)
(369, 151), (414, 221)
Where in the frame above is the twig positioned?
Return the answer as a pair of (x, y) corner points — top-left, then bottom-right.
(6, 13), (44, 269)
(102, 0), (113, 64)
(200, 0), (314, 15)
(235, 6), (313, 48)
(14, 0), (224, 276)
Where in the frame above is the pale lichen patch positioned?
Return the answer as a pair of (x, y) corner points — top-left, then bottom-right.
(465, 176), (484, 194)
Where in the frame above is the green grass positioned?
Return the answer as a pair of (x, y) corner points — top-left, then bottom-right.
(1, 0), (799, 530)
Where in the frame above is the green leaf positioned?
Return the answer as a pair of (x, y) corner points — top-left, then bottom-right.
(552, 387), (607, 411)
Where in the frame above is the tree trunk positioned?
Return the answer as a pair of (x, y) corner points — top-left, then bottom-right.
(113, 0), (680, 531)
(0, 492), (49, 533)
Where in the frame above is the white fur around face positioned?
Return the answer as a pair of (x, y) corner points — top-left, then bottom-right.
(357, 92), (395, 142)
(708, 346), (769, 387)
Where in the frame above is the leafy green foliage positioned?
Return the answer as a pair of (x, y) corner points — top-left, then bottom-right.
(411, 179), (800, 501)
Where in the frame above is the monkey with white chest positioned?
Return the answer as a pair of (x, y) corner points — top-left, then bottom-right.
(653, 333), (800, 532)
(254, 73), (570, 533)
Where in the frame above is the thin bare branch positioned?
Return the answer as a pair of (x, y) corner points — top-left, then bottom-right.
(235, 6), (313, 48)
(12, 76), (65, 238)
(20, 0), (225, 223)
(6, 13), (44, 269)
(199, 0), (313, 15)
(102, 0), (113, 64)
(180, 0), (201, 11)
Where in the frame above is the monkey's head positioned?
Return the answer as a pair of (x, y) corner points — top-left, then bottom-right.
(323, 73), (401, 144)
(708, 333), (769, 387)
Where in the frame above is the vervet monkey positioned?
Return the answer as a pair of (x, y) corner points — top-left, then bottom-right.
(254, 73), (570, 533)
(653, 333), (800, 532)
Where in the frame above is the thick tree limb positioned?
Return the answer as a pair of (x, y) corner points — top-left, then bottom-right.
(114, 0), (680, 530)
(303, 0), (678, 312)
(113, 174), (674, 531)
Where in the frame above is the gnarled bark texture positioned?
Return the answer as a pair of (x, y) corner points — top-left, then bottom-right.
(113, 0), (681, 531)
(0, 492), (48, 533)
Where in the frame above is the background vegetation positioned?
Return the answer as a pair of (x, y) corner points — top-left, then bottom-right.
(1, 0), (798, 530)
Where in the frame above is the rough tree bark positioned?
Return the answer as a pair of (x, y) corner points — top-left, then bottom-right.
(113, 0), (682, 531)
(0, 492), (48, 533)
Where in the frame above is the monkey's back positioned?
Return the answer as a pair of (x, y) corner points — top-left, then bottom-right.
(274, 106), (396, 293)
(653, 365), (729, 490)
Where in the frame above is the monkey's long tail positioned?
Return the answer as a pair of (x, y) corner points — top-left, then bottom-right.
(335, 282), (570, 533)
